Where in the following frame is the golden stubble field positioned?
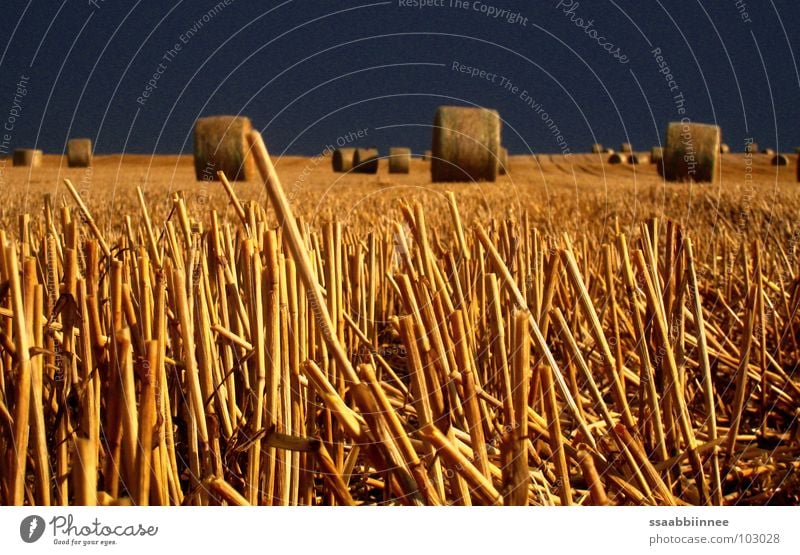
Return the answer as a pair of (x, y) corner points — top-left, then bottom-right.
(1, 147), (799, 507)
(1, 151), (796, 238)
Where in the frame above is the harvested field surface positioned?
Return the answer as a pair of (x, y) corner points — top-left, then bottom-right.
(0, 147), (799, 506)
(2, 152), (796, 234)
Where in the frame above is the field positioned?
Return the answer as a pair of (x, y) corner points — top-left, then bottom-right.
(0, 146), (799, 506)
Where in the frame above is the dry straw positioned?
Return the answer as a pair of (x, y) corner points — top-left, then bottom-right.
(353, 148), (379, 174)
(332, 148), (355, 172)
(67, 139), (92, 167)
(650, 146), (663, 163)
(388, 147), (411, 174)
(771, 154), (789, 166)
(193, 115), (255, 181)
(12, 149), (43, 167)
(661, 121), (720, 182)
(431, 106), (500, 182)
(0, 132), (797, 508)
(498, 146), (509, 175)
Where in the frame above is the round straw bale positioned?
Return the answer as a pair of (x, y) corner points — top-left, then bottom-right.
(353, 148), (379, 174)
(388, 147), (411, 174)
(591, 143), (603, 154)
(608, 153), (629, 164)
(193, 115), (255, 181)
(332, 148), (355, 172)
(620, 143), (633, 153)
(771, 154), (789, 166)
(745, 142), (758, 154)
(498, 147), (509, 175)
(603, 148), (616, 155)
(660, 122), (720, 182)
(720, 143), (730, 154)
(650, 147), (663, 163)
(13, 149), (43, 167)
(431, 106), (501, 182)
(762, 148), (775, 156)
(67, 138), (92, 167)
(629, 153), (649, 165)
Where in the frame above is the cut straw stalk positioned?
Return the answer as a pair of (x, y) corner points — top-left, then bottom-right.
(64, 179), (111, 257)
(504, 310), (530, 506)
(633, 250), (709, 504)
(561, 246), (634, 430)
(474, 223), (596, 448)
(248, 131), (360, 386)
(5, 244), (31, 505)
(685, 238), (723, 505)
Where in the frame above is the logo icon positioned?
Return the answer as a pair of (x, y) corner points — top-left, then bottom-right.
(20, 515), (45, 543)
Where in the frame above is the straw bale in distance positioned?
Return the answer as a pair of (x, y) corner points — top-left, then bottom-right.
(498, 147), (509, 175)
(13, 149), (43, 167)
(193, 116), (255, 181)
(388, 147), (411, 174)
(661, 122), (720, 183)
(651, 147), (663, 163)
(353, 148), (379, 174)
(332, 148), (355, 172)
(771, 154), (789, 166)
(431, 106), (500, 182)
(67, 139), (92, 168)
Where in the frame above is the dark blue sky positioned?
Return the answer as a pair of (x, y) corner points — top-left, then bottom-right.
(0, 0), (798, 155)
